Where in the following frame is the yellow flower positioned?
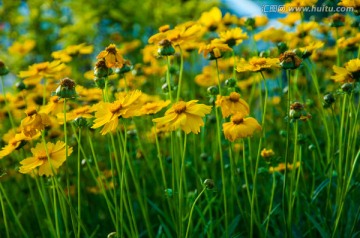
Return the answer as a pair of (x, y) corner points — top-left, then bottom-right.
(19, 61), (66, 85)
(148, 22), (202, 47)
(8, 40), (36, 56)
(298, 41), (324, 57)
(278, 13), (301, 26)
(152, 100), (212, 134)
(57, 105), (94, 123)
(254, 27), (288, 43)
(195, 65), (224, 87)
(198, 7), (222, 31)
(0, 132), (39, 159)
(236, 57), (279, 72)
(261, 148), (275, 158)
(96, 44), (125, 68)
(215, 92), (250, 118)
(213, 28), (248, 47)
(338, 0), (360, 8)
(269, 162), (301, 173)
(51, 43), (93, 63)
(19, 141), (72, 177)
(223, 112), (261, 142)
(92, 90), (142, 135)
(140, 100), (171, 115)
(331, 59), (360, 83)
(40, 96), (64, 115)
(337, 33), (360, 50)
(21, 108), (51, 137)
(198, 42), (232, 59)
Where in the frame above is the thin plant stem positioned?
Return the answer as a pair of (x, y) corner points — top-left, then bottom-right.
(166, 56), (173, 102)
(178, 133), (187, 238)
(215, 59), (222, 95)
(77, 127), (82, 238)
(0, 185), (10, 238)
(0, 76), (16, 130)
(176, 46), (184, 102)
(185, 187), (206, 238)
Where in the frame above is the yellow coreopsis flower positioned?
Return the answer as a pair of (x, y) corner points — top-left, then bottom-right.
(254, 27), (288, 43)
(0, 132), (39, 159)
(278, 13), (301, 26)
(237, 57), (279, 72)
(92, 90), (142, 135)
(261, 148), (275, 158)
(21, 108), (51, 137)
(19, 141), (72, 177)
(152, 100), (212, 134)
(8, 39), (36, 56)
(269, 162), (301, 173)
(140, 100), (171, 115)
(57, 105), (94, 123)
(52, 43), (94, 63)
(223, 112), (261, 142)
(331, 59), (360, 83)
(215, 92), (250, 118)
(213, 28), (248, 47)
(96, 44), (125, 68)
(19, 61), (66, 85)
(198, 42), (232, 60)
(198, 6), (222, 31)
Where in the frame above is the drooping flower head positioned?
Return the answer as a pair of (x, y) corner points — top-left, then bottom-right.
(223, 112), (261, 142)
(215, 92), (249, 118)
(21, 107), (51, 137)
(19, 141), (72, 177)
(96, 44), (125, 68)
(198, 42), (232, 60)
(152, 100), (212, 134)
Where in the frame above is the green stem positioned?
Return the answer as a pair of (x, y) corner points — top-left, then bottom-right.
(0, 76), (16, 130)
(184, 187), (206, 238)
(166, 56), (173, 102)
(215, 59), (222, 95)
(0, 185), (10, 238)
(176, 46), (184, 102)
(178, 133), (187, 238)
(77, 127), (82, 238)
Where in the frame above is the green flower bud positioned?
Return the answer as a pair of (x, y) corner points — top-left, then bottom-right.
(225, 78), (237, 88)
(52, 77), (77, 99)
(164, 188), (173, 198)
(94, 59), (113, 77)
(330, 13), (345, 28)
(308, 144), (316, 151)
(341, 83), (353, 93)
(73, 117), (88, 128)
(277, 42), (288, 54)
(207, 86), (219, 95)
(204, 179), (215, 190)
(16, 81), (26, 91)
(279, 51), (302, 70)
(158, 39), (175, 56)
(323, 93), (335, 105)
(94, 77), (106, 89)
(0, 61), (9, 76)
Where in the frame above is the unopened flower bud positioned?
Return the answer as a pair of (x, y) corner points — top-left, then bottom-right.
(116, 60), (132, 74)
(341, 83), (353, 93)
(0, 61), (9, 76)
(207, 86), (219, 95)
(73, 117), (88, 128)
(289, 102), (304, 119)
(52, 77), (77, 99)
(94, 77), (106, 89)
(330, 13), (345, 28)
(16, 81), (26, 91)
(204, 179), (215, 189)
(158, 39), (175, 56)
(323, 93), (335, 105)
(225, 78), (237, 88)
(279, 51), (302, 70)
(164, 188), (173, 197)
(94, 59), (113, 77)
(277, 42), (288, 54)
